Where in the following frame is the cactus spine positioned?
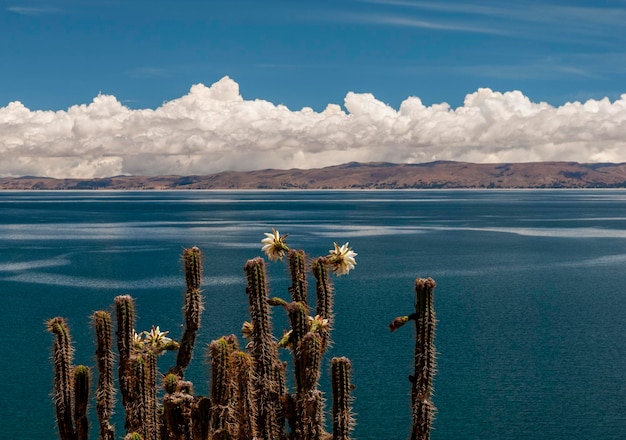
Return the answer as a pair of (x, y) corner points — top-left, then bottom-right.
(93, 310), (115, 440)
(175, 246), (204, 376)
(390, 277), (437, 440)
(331, 357), (354, 440)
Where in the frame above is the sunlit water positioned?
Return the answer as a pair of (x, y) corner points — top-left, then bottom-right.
(1, 190), (626, 439)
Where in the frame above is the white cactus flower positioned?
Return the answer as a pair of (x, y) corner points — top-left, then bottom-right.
(261, 228), (289, 261)
(327, 242), (357, 276)
(143, 325), (172, 348)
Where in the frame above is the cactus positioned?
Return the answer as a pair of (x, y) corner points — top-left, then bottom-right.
(209, 336), (237, 438)
(93, 310), (115, 440)
(288, 249), (308, 304)
(47, 317), (77, 440)
(331, 357), (354, 440)
(46, 240), (366, 440)
(144, 351), (159, 440)
(129, 355), (147, 436)
(293, 332), (325, 440)
(175, 246), (204, 376)
(162, 380), (195, 440)
(74, 365), (90, 440)
(115, 294), (136, 431)
(231, 351), (256, 440)
(312, 257), (333, 353)
(389, 277), (437, 440)
(243, 257), (285, 440)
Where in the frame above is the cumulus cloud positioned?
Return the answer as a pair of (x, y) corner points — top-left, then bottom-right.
(2, 76), (626, 178)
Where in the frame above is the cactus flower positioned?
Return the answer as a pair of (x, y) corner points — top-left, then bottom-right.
(261, 228), (290, 261)
(241, 321), (254, 339)
(143, 326), (172, 349)
(327, 242), (357, 276)
(309, 314), (330, 333)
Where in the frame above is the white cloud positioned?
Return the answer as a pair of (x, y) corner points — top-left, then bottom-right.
(2, 76), (626, 178)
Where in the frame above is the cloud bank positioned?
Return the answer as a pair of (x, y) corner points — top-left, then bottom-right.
(2, 76), (626, 178)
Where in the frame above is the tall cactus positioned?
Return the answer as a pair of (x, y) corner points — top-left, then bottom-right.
(74, 365), (91, 440)
(209, 335), (237, 438)
(93, 310), (115, 440)
(175, 246), (204, 376)
(231, 351), (256, 440)
(47, 317), (77, 440)
(331, 357), (354, 440)
(389, 277), (437, 440)
(243, 257), (285, 440)
(115, 294), (136, 431)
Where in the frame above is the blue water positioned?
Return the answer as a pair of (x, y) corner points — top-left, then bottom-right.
(1, 190), (626, 439)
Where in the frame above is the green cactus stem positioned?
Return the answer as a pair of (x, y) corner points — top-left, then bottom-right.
(73, 365), (90, 440)
(288, 249), (308, 305)
(293, 332), (325, 440)
(175, 247), (204, 376)
(243, 257), (285, 440)
(231, 351), (256, 440)
(390, 277), (437, 440)
(129, 355), (148, 437)
(209, 336), (237, 438)
(93, 310), (115, 440)
(312, 257), (333, 352)
(163, 373), (179, 394)
(145, 351), (159, 440)
(331, 357), (354, 440)
(47, 317), (77, 440)
(115, 295), (136, 431)
(124, 433), (143, 440)
(184, 246), (203, 292)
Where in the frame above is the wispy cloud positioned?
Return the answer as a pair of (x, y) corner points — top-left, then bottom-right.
(354, 0), (626, 45)
(7, 6), (61, 15)
(2, 77), (626, 178)
(349, 13), (507, 36)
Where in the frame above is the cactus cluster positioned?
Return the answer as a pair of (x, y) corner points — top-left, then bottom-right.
(48, 234), (436, 440)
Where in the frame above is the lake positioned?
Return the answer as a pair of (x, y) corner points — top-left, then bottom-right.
(1, 189), (625, 439)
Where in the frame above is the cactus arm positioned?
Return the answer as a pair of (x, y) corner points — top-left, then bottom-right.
(73, 365), (90, 440)
(47, 317), (77, 440)
(93, 310), (116, 440)
(410, 278), (437, 440)
(115, 295), (136, 431)
(175, 247), (204, 376)
(243, 257), (284, 440)
(287, 249), (308, 304)
(331, 357), (354, 440)
(312, 257), (334, 353)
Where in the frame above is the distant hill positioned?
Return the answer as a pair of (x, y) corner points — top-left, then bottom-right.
(4, 161), (626, 189)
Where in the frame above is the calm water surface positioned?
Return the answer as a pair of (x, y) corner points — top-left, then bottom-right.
(1, 190), (625, 439)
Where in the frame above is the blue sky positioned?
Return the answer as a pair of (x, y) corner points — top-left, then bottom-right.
(3, 0), (625, 111)
(2, 0), (626, 177)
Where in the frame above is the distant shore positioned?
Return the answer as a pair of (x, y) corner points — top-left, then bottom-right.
(3, 161), (626, 190)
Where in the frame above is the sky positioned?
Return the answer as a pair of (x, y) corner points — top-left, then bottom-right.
(2, 0), (626, 178)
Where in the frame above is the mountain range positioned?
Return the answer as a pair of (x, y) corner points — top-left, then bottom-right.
(3, 161), (626, 190)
